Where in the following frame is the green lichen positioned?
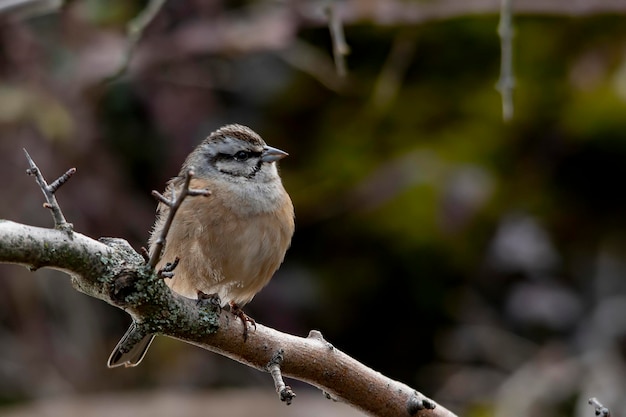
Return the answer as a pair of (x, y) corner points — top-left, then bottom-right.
(91, 237), (220, 342)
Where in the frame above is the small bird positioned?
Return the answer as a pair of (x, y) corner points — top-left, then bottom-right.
(108, 124), (295, 367)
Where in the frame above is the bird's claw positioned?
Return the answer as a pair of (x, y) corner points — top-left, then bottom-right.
(197, 291), (222, 313)
(229, 302), (256, 341)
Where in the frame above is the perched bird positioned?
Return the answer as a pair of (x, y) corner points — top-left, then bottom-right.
(108, 124), (295, 367)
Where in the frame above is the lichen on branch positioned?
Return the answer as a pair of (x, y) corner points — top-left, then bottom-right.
(0, 155), (458, 417)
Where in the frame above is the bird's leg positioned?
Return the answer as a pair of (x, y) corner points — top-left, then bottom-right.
(196, 290), (222, 313)
(229, 302), (256, 341)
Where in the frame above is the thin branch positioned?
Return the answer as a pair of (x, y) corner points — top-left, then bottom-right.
(48, 167), (77, 194)
(267, 349), (296, 405)
(278, 41), (348, 92)
(496, 0), (514, 121)
(23, 149), (75, 234)
(139, 246), (150, 262)
(325, 1), (350, 77)
(368, 30), (417, 114)
(118, 1), (626, 81)
(106, 0), (168, 82)
(147, 168), (210, 269)
(589, 398), (611, 417)
(310, 0), (626, 25)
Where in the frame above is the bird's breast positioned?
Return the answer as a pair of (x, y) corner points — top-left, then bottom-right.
(157, 177), (294, 305)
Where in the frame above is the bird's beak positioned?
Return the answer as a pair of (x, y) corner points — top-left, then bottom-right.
(261, 146), (289, 163)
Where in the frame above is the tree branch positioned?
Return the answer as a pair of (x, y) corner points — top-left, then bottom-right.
(325, 1), (350, 77)
(496, 0), (515, 121)
(0, 219), (457, 417)
(0, 157), (460, 416)
(266, 348), (296, 405)
(106, 0), (168, 82)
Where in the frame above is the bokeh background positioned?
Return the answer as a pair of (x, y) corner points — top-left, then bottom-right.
(1, 1), (626, 416)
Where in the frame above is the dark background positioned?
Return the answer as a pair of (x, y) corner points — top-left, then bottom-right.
(0, 1), (626, 416)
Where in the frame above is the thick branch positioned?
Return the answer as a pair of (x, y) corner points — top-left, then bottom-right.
(0, 219), (458, 417)
(0, 221), (111, 278)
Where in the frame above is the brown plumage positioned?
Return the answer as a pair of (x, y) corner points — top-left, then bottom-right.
(108, 124), (294, 368)
(158, 177), (294, 305)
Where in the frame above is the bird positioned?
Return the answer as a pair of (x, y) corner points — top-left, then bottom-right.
(107, 124), (295, 368)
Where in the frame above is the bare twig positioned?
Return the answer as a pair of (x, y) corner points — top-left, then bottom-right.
(112, 1), (626, 81)
(267, 349), (296, 405)
(48, 168), (77, 193)
(589, 398), (611, 417)
(312, 0), (626, 25)
(325, 1), (350, 77)
(407, 394), (437, 415)
(496, 0), (515, 121)
(23, 149), (75, 234)
(139, 247), (150, 262)
(106, 0), (168, 82)
(278, 41), (348, 92)
(147, 168), (210, 269)
(368, 31), (416, 113)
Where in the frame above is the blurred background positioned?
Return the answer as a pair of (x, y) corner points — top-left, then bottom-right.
(1, 1), (626, 416)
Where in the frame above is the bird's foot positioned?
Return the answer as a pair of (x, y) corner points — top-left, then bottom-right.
(196, 291), (222, 313)
(158, 257), (180, 279)
(229, 302), (256, 341)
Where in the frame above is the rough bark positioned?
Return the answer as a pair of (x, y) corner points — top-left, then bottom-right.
(0, 220), (458, 417)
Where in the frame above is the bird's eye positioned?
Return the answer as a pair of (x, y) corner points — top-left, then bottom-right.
(233, 151), (250, 161)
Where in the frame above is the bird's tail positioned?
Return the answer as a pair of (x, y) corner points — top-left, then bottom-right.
(107, 322), (155, 368)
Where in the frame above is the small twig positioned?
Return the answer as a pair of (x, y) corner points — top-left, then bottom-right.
(139, 247), (150, 262)
(106, 0), (168, 82)
(407, 392), (437, 415)
(147, 168), (210, 269)
(589, 398), (611, 417)
(496, 0), (515, 121)
(267, 349), (296, 405)
(325, 1), (350, 77)
(278, 41), (347, 92)
(49, 168), (77, 193)
(23, 149), (74, 234)
(368, 30), (416, 113)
